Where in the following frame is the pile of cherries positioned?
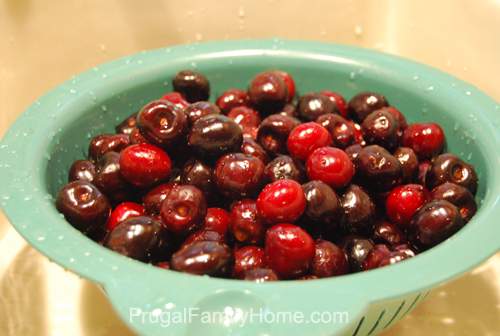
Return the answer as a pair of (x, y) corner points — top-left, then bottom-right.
(56, 69), (478, 281)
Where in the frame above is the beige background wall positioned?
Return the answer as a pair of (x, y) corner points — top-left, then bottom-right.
(0, 0), (499, 335)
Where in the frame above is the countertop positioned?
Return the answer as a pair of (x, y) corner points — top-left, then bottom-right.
(0, 0), (499, 335)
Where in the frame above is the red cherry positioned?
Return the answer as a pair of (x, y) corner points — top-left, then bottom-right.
(320, 90), (347, 117)
(306, 147), (354, 189)
(386, 184), (428, 228)
(256, 179), (306, 224)
(233, 246), (266, 279)
(202, 208), (231, 236)
(160, 92), (189, 110)
(287, 122), (332, 160)
(106, 202), (145, 231)
(402, 123), (445, 159)
(227, 106), (261, 137)
(119, 144), (172, 188)
(273, 70), (296, 101)
(265, 223), (315, 278)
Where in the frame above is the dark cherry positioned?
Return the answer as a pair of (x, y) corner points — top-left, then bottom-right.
(88, 134), (130, 161)
(181, 230), (224, 249)
(302, 180), (341, 225)
(142, 182), (177, 215)
(345, 144), (363, 169)
(298, 93), (337, 121)
(216, 88), (250, 114)
(160, 92), (190, 110)
(316, 113), (356, 149)
(320, 90), (347, 117)
(241, 137), (270, 164)
(340, 184), (376, 235)
(188, 114), (243, 158)
(287, 122), (332, 160)
(115, 112), (138, 135)
(306, 146), (354, 189)
(233, 246), (266, 278)
(94, 152), (130, 197)
(106, 201), (145, 231)
(265, 223), (315, 279)
(409, 200), (464, 249)
(273, 70), (295, 101)
(160, 185), (207, 235)
(386, 184), (428, 228)
(363, 244), (415, 270)
(357, 145), (402, 191)
(244, 268), (278, 282)
(214, 153), (265, 198)
(105, 216), (167, 261)
(431, 182), (477, 222)
(427, 153), (478, 194)
(394, 147), (419, 182)
(350, 121), (365, 145)
(180, 159), (214, 196)
(264, 155), (305, 183)
(230, 199), (265, 244)
(342, 236), (374, 272)
(184, 101), (221, 124)
(202, 208), (232, 236)
(361, 109), (401, 149)
(373, 220), (406, 246)
(56, 180), (111, 235)
(68, 160), (96, 183)
(257, 179), (306, 224)
(378, 245), (415, 267)
(227, 106), (261, 137)
(248, 71), (289, 114)
(402, 123), (445, 159)
(257, 114), (300, 156)
(119, 144), (172, 188)
(136, 99), (188, 147)
(311, 240), (349, 277)
(172, 69), (210, 103)
(171, 241), (232, 276)
(347, 91), (389, 122)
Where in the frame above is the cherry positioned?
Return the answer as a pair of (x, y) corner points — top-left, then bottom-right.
(230, 199), (265, 244)
(94, 152), (131, 200)
(298, 93), (337, 121)
(119, 144), (172, 188)
(361, 108), (401, 149)
(181, 230), (225, 249)
(264, 155), (305, 183)
(287, 122), (332, 160)
(227, 106), (261, 137)
(160, 92), (189, 110)
(356, 145), (402, 191)
(402, 123), (445, 159)
(214, 153), (265, 198)
(56, 180), (111, 235)
(233, 246), (266, 278)
(244, 268), (279, 282)
(172, 70), (210, 103)
(265, 223), (315, 279)
(160, 185), (207, 235)
(394, 147), (419, 182)
(302, 180), (341, 225)
(184, 101), (220, 124)
(386, 184), (428, 228)
(426, 153), (478, 194)
(241, 137), (270, 164)
(342, 236), (374, 272)
(311, 239), (349, 277)
(180, 159), (215, 196)
(256, 179), (306, 224)
(306, 147), (354, 189)
(340, 184), (376, 235)
(248, 71), (289, 114)
(273, 70), (295, 101)
(106, 201), (145, 231)
(316, 114), (356, 149)
(409, 200), (464, 249)
(257, 114), (300, 156)
(171, 241), (232, 276)
(373, 220), (406, 246)
(115, 112), (138, 135)
(347, 92), (389, 122)
(136, 99), (188, 148)
(68, 160), (96, 183)
(431, 182), (477, 222)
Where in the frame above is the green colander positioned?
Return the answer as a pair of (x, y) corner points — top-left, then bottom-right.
(0, 40), (499, 336)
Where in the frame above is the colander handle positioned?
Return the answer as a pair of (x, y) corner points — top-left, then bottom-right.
(104, 272), (368, 336)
